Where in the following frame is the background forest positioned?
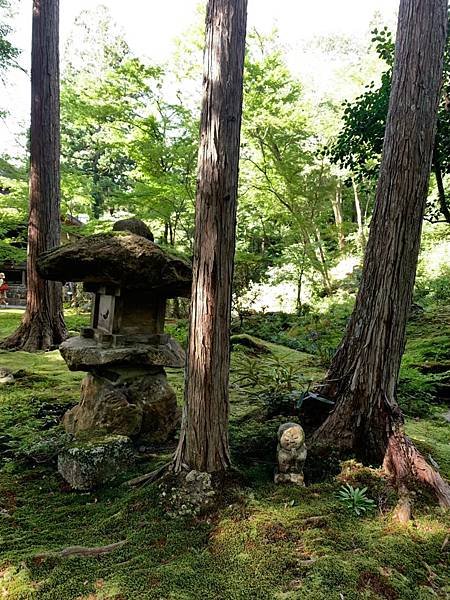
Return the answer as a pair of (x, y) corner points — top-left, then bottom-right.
(0, 1), (449, 599)
(2, 4), (449, 320)
(0, 6), (399, 302)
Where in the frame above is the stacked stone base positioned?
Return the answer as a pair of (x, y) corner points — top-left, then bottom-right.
(57, 337), (184, 490)
(64, 367), (179, 443)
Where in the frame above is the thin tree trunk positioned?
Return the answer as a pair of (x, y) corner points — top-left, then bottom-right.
(313, 228), (332, 294)
(311, 0), (450, 509)
(296, 249), (307, 315)
(91, 151), (103, 219)
(1, 0), (66, 351)
(331, 183), (345, 251)
(433, 160), (450, 224)
(352, 177), (366, 252)
(173, 0), (248, 473)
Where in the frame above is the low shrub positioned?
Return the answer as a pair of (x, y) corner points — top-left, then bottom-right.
(337, 483), (376, 516)
(165, 319), (189, 348)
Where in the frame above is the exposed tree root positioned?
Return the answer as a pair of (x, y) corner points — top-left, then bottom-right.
(34, 540), (127, 560)
(309, 395), (450, 519)
(125, 462), (171, 487)
(392, 485), (412, 524)
(383, 428), (450, 510)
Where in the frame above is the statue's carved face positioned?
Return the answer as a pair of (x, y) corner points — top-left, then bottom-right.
(280, 425), (305, 450)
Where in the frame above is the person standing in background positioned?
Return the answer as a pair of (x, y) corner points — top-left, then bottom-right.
(0, 273), (8, 307)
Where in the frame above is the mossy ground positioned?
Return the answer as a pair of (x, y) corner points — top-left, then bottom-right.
(0, 309), (449, 599)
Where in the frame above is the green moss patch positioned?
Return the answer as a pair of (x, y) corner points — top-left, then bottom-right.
(0, 310), (449, 599)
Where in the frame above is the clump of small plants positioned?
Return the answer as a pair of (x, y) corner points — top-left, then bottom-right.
(337, 483), (376, 516)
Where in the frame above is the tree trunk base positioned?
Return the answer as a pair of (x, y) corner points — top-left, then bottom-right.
(158, 462), (245, 517)
(308, 395), (450, 518)
(0, 313), (66, 352)
(310, 409), (450, 517)
(383, 428), (450, 510)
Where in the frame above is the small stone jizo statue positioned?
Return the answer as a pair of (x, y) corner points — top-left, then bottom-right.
(274, 422), (307, 485)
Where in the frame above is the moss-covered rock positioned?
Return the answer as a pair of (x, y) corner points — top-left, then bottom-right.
(0, 366), (14, 384)
(112, 217), (154, 241)
(57, 434), (134, 490)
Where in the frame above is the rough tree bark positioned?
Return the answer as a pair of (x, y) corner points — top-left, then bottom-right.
(311, 0), (450, 512)
(173, 0), (248, 473)
(1, 0), (66, 351)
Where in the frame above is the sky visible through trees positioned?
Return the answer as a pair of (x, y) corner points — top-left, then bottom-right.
(1, 0), (396, 152)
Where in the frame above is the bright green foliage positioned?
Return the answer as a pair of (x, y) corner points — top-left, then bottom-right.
(60, 10), (140, 219)
(337, 483), (376, 516)
(0, 157), (28, 262)
(1, 14), (378, 295)
(240, 34), (339, 295)
(61, 58), (154, 218)
(0, 216), (27, 262)
(327, 27), (393, 180)
(127, 92), (197, 247)
(0, 0), (19, 83)
(60, 7), (198, 247)
(329, 24), (450, 222)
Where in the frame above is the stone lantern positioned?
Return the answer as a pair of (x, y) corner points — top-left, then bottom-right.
(38, 223), (192, 444)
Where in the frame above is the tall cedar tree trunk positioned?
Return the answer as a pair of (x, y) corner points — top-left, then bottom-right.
(0, 0), (66, 351)
(173, 0), (248, 473)
(311, 0), (450, 511)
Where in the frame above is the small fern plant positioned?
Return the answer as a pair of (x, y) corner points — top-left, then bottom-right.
(337, 483), (376, 516)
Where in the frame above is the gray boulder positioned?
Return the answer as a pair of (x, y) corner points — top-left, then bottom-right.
(63, 369), (180, 442)
(57, 435), (134, 490)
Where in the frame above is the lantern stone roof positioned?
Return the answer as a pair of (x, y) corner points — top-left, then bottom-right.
(37, 232), (192, 296)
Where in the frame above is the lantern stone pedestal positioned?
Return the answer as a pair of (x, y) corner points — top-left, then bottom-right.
(58, 333), (186, 442)
(38, 223), (192, 487)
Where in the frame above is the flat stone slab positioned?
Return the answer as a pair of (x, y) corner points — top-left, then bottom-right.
(60, 335), (185, 370)
(37, 232), (192, 296)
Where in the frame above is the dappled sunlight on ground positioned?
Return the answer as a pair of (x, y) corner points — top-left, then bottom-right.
(0, 310), (449, 599)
